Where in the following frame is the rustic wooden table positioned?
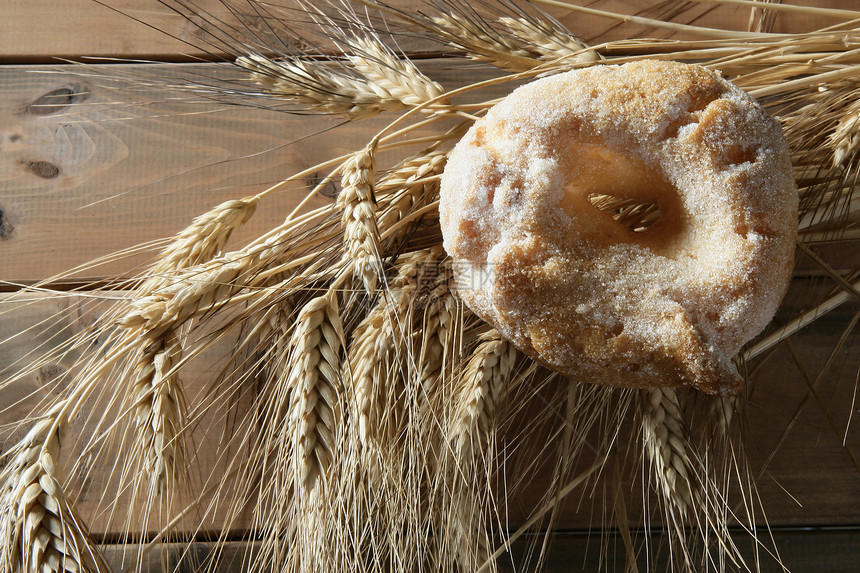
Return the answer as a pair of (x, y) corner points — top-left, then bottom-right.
(1, 1), (858, 572)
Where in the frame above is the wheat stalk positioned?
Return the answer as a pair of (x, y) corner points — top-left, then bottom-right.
(0, 404), (107, 573)
(338, 146), (382, 295)
(641, 388), (697, 517)
(286, 292), (345, 496)
(129, 331), (185, 495)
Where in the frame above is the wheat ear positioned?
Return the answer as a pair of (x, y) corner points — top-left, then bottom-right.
(117, 208), (343, 332)
(118, 252), (252, 331)
(828, 98), (860, 168)
(346, 300), (390, 450)
(0, 404), (107, 573)
(710, 395), (739, 440)
(376, 149), (448, 234)
(415, 256), (456, 424)
(430, 13), (536, 71)
(148, 196), (259, 279)
(448, 492), (494, 573)
(130, 331), (185, 495)
(444, 332), (517, 573)
(346, 36), (447, 109)
(118, 198), (255, 493)
(338, 146), (381, 295)
(237, 52), (429, 120)
(346, 248), (437, 450)
(498, 16), (600, 64)
(261, 300), (296, 383)
(451, 330), (518, 463)
(641, 388), (696, 516)
(287, 292), (345, 495)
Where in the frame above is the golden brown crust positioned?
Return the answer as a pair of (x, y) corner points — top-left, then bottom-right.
(440, 60), (798, 395)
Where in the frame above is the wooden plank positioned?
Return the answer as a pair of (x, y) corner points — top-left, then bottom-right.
(0, 63), (320, 283)
(96, 528), (860, 573)
(523, 527), (860, 573)
(1, 278), (857, 535)
(2, 1), (857, 63)
(0, 60), (498, 283)
(0, 0), (215, 63)
(0, 0), (429, 63)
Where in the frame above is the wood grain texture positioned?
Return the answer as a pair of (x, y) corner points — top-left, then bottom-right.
(1, 0), (208, 63)
(0, 60), (493, 283)
(0, 63), (327, 282)
(0, 0), (430, 63)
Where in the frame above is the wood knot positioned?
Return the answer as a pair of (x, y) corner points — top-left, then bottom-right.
(308, 172), (338, 199)
(39, 364), (68, 389)
(26, 84), (87, 116)
(27, 160), (60, 179)
(0, 208), (12, 239)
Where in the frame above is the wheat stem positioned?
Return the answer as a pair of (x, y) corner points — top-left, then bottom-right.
(532, 0), (774, 39)
(743, 277), (860, 360)
(691, 0), (860, 20)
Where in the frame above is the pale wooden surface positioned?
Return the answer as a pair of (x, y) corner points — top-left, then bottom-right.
(1, 0), (858, 565)
(1, 0), (850, 62)
(1, 62), (338, 282)
(0, 60), (498, 282)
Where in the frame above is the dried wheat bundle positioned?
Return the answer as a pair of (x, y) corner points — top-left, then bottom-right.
(1, 1), (859, 572)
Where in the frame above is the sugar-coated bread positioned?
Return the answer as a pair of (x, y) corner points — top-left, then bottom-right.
(439, 60), (797, 395)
